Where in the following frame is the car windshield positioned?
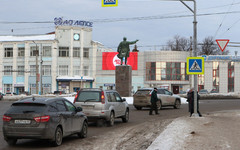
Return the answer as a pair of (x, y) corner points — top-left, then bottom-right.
(135, 90), (151, 95)
(6, 103), (47, 113)
(76, 91), (101, 102)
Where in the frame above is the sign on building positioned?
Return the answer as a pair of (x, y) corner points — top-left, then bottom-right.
(187, 57), (204, 75)
(102, 0), (118, 7)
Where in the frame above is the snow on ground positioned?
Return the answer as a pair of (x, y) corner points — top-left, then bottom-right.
(123, 97), (188, 105)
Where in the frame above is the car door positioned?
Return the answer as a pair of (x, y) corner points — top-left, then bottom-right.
(164, 89), (175, 105)
(109, 92), (119, 117)
(56, 100), (72, 135)
(157, 89), (168, 105)
(64, 100), (83, 133)
(114, 92), (126, 116)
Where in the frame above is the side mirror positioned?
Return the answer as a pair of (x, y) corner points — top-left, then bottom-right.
(76, 107), (83, 112)
(122, 98), (126, 102)
(170, 92), (173, 96)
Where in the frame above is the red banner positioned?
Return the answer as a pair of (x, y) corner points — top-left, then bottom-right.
(102, 52), (138, 70)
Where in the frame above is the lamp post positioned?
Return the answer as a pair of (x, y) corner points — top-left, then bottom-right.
(180, 0), (199, 117)
(32, 41), (39, 94)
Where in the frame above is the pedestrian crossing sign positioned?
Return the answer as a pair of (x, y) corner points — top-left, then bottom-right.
(102, 0), (118, 7)
(187, 57), (204, 75)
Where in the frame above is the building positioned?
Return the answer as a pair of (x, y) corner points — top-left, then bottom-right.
(0, 26), (111, 94)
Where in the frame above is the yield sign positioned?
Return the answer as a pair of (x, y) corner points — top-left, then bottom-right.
(216, 39), (229, 52)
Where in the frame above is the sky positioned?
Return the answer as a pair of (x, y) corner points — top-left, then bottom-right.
(0, 0), (240, 55)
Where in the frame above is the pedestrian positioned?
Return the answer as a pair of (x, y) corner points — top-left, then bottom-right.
(187, 88), (202, 117)
(149, 88), (159, 115)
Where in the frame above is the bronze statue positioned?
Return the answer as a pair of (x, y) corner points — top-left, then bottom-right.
(117, 37), (139, 65)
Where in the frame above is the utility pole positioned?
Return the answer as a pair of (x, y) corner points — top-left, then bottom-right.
(180, 0), (199, 117)
(40, 44), (43, 95)
(33, 41), (39, 94)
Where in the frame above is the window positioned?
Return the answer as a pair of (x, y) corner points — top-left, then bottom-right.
(212, 62), (219, 92)
(59, 47), (69, 57)
(83, 48), (89, 58)
(43, 46), (51, 57)
(42, 65), (51, 76)
(114, 93), (122, 102)
(30, 46), (39, 56)
(146, 62), (188, 81)
(73, 66), (80, 76)
(18, 47), (25, 57)
(56, 100), (67, 111)
(18, 66), (24, 76)
(83, 66), (89, 76)
(228, 62), (234, 92)
(30, 65), (36, 76)
(48, 102), (58, 112)
(59, 65), (68, 76)
(4, 66), (12, 75)
(109, 93), (116, 102)
(64, 100), (76, 112)
(198, 74), (204, 91)
(4, 47), (13, 57)
(4, 84), (12, 93)
(73, 47), (80, 57)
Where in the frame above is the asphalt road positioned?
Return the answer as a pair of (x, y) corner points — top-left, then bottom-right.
(0, 99), (240, 150)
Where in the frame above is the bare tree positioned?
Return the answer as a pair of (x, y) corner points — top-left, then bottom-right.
(167, 35), (191, 51)
(199, 36), (229, 55)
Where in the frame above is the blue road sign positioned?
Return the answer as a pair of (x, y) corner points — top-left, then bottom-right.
(187, 57), (204, 75)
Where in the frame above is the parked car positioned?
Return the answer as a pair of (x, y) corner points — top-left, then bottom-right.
(53, 91), (66, 95)
(2, 97), (88, 146)
(210, 89), (219, 93)
(0, 92), (4, 100)
(199, 89), (209, 94)
(73, 88), (129, 126)
(133, 88), (181, 110)
(5, 92), (17, 96)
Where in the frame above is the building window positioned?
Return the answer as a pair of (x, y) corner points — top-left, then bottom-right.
(146, 62), (189, 81)
(198, 74), (204, 91)
(228, 61), (234, 92)
(4, 47), (13, 57)
(4, 84), (12, 93)
(43, 46), (51, 57)
(83, 48), (89, 58)
(42, 65), (51, 76)
(59, 47), (69, 57)
(73, 66), (80, 76)
(83, 66), (89, 76)
(30, 46), (39, 56)
(59, 65), (68, 76)
(30, 65), (37, 76)
(18, 47), (25, 57)
(73, 47), (80, 57)
(18, 66), (24, 76)
(4, 66), (13, 75)
(213, 62), (219, 92)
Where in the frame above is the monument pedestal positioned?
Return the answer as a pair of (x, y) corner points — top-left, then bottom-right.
(115, 65), (132, 97)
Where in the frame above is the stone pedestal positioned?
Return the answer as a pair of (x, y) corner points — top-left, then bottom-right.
(115, 65), (132, 97)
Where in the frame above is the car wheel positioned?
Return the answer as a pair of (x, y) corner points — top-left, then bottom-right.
(108, 112), (115, 127)
(78, 121), (88, 138)
(157, 101), (162, 110)
(122, 109), (129, 123)
(6, 138), (17, 146)
(174, 99), (181, 109)
(53, 127), (63, 146)
(134, 106), (142, 110)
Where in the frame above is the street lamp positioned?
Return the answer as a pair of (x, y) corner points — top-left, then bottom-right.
(32, 41), (39, 95)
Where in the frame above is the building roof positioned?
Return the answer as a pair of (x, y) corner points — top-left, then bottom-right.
(0, 34), (55, 42)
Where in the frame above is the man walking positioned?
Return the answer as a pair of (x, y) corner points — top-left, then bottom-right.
(187, 88), (202, 117)
(149, 88), (159, 115)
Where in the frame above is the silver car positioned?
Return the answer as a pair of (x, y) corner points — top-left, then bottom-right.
(73, 88), (129, 126)
(133, 88), (181, 110)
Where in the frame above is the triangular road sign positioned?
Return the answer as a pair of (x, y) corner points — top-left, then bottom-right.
(190, 60), (201, 70)
(216, 39), (229, 52)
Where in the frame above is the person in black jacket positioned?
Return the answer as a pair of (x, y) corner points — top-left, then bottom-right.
(187, 88), (202, 117)
(149, 88), (159, 115)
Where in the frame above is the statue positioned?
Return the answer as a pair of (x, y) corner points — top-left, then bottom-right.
(117, 37), (139, 65)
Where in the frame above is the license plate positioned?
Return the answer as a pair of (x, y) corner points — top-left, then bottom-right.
(14, 120), (31, 124)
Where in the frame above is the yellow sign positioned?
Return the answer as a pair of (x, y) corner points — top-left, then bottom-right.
(102, 0), (118, 7)
(186, 57), (204, 75)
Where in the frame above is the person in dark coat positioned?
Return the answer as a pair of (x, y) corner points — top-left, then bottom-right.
(149, 88), (159, 115)
(187, 88), (202, 117)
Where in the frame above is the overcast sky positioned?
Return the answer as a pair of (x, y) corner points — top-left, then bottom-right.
(1, 0), (240, 54)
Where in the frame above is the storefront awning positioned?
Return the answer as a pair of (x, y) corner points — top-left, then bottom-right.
(56, 76), (94, 82)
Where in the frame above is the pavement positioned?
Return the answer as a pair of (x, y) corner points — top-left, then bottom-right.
(147, 110), (240, 150)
